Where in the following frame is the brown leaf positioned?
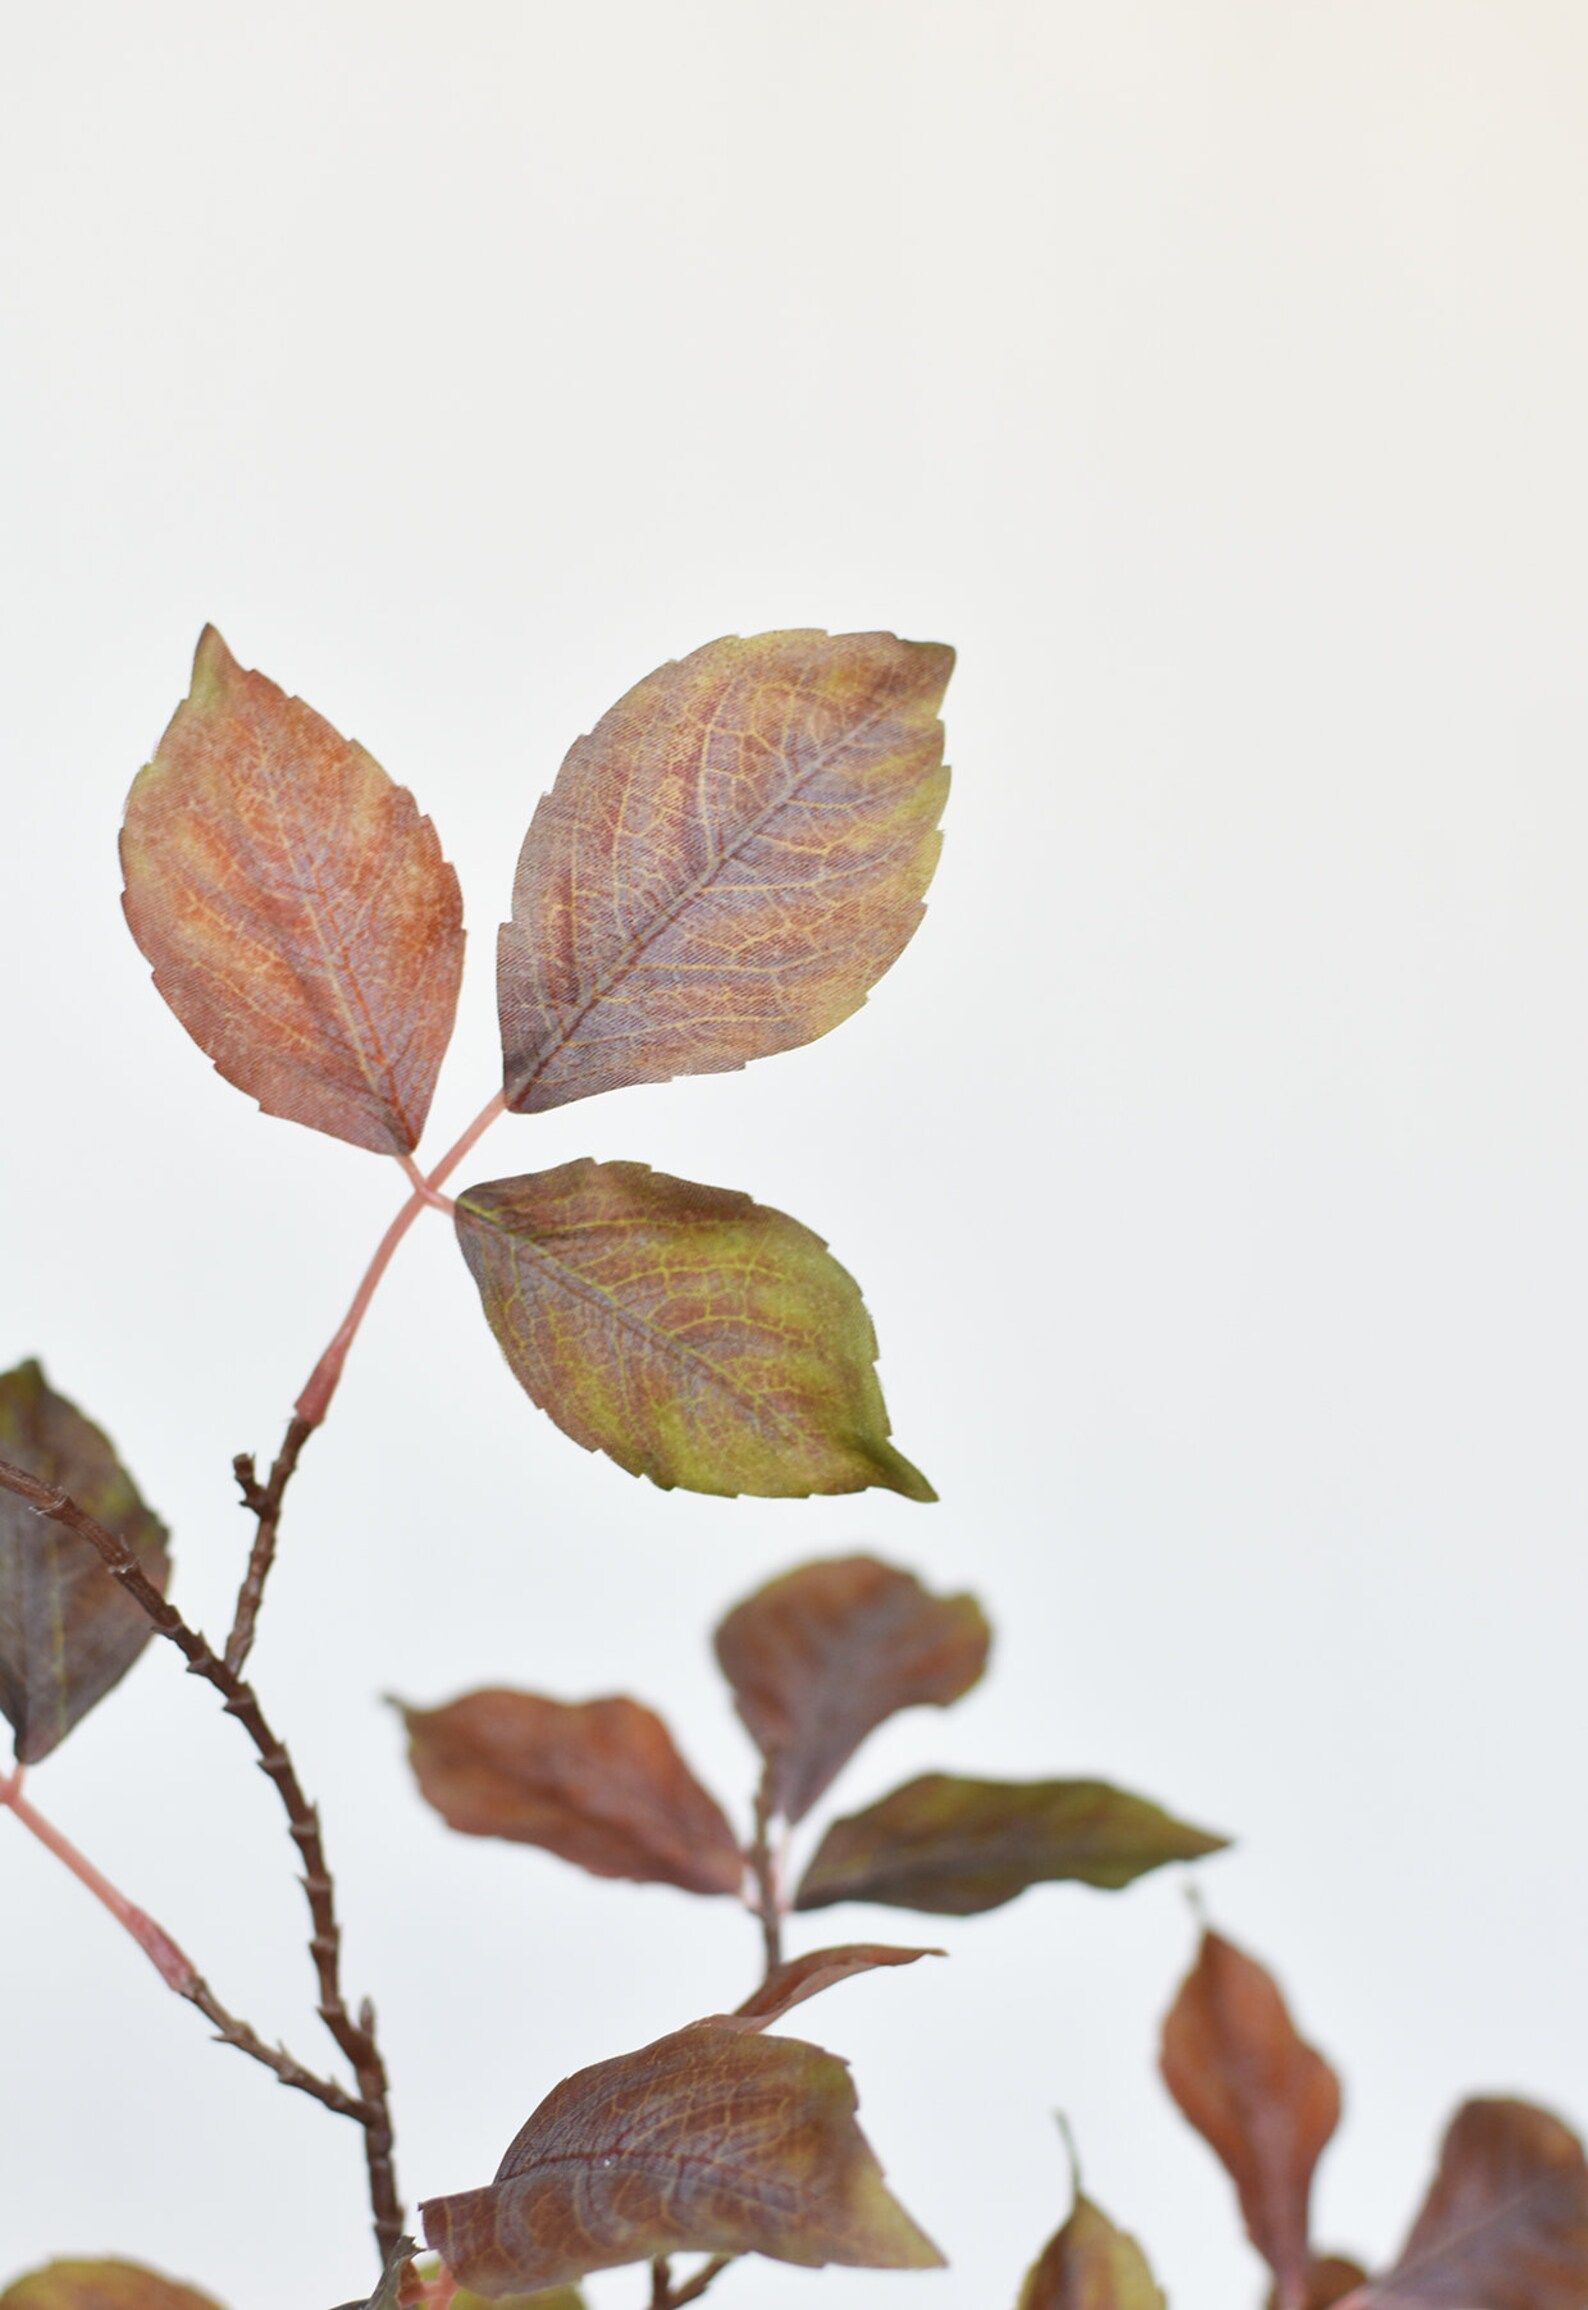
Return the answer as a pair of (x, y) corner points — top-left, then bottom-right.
(1268, 2259), (1369, 2310)
(714, 1555), (989, 1822)
(728, 1943), (942, 2028)
(454, 1163), (932, 1500)
(0, 2265), (223, 2310)
(121, 627), (464, 1154)
(1159, 1930), (1341, 2304)
(399, 1690), (742, 1896)
(0, 1362), (170, 1764)
(1348, 2098), (1588, 2308)
(1017, 2195), (1166, 2310)
(795, 1774), (1226, 1916)
(498, 630), (952, 1115)
(422, 2022), (942, 2291)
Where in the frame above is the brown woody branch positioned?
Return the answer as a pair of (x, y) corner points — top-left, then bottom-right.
(0, 1451), (403, 2269)
(226, 1411), (315, 1675)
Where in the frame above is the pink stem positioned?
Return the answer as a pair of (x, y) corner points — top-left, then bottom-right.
(1, 1770), (197, 1992)
(296, 1091), (506, 1426)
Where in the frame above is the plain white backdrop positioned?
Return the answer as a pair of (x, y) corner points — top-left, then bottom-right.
(3, 3), (1586, 2303)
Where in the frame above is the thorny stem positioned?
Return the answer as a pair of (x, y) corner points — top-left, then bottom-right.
(745, 1763), (785, 1977)
(0, 1454), (403, 2270)
(225, 1412), (315, 1675)
(296, 1090), (505, 1427)
(0, 1768), (369, 2122)
(224, 1088), (502, 1670)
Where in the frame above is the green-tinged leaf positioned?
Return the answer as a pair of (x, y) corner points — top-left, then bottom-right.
(498, 630), (952, 1114)
(331, 2238), (416, 2310)
(714, 1555), (988, 1822)
(0, 2265), (223, 2310)
(0, 1362), (170, 1763)
(121, 627), (464, 1155)
(398, 1690), (742, 1895)
(1159, 1930), (1341, 2303)
(1346, 2099), (1588, 2309)
(453, 2291), (586, 2310)
(454, 1163), (931, 1500)
(795, 1773), (1226, 1916)
(728, 1943), (942, 2028)
(407, 2263), (585, 2310)
(1018, 2195), (1166, 2310)
(421, 2022), (943, 2291)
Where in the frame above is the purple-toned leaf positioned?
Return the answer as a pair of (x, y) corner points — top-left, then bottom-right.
(0, 1362), (170, 1764)
(422, 2022), (943, 2290)
(455, 1163), (932, 1500)
(121, 627), (464, 1154)
(727, 1943), (942, 2029)
(714, 1554), (989, 1822)
(795, 1774), (1226, 1916)
(1159, 1931), (1341, 2306)
(1344, 2099), (1588, 2309)
(0, 2267), (223, 2310)
(498, 631), (952, 1115)
(399, 1690), (742, 1896)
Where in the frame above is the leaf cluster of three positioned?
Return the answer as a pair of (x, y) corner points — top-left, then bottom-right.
(121, 624), (954, 1497)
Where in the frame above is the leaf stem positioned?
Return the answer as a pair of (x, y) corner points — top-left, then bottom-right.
(0, 1766), (368, 2120)
(655, 2255), (734, 2309)
(745, 1764), (784, 1977)
(296, 1089), (505, 1427)
(0, 1453), (403, 2270)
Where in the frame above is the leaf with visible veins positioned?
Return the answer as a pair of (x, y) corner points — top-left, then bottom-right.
(121, 627), (464, 1154)
(0, 2266), (223, 2310)
(714, 1554), (988, 1821)
(796, 1774), (1226, 1916)
(1345, 2099), (1588, 2309)
(454, 1163), (932, 1500)
(0, 1362), (170, 1764)
(421, 2022), (943, 2291)
(398, 1691), (742, 1896)
(1159, 1931), (1341, 2306)
(498, 630), (952, 1114)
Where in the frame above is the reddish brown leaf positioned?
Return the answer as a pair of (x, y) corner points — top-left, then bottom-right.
(0, 1362), (170, 1764)
(121, 627), (464, 1154)
(455, 1163), (932, 1500)
(498, 630), (952, 1115)
(0, 2266), (222, 2310)
(1018, 2194), (1166, 2310)
(1268, 2260), (1368, 2310)
(795, 1774), (1226, 1916)
(714, 1555), (989, 1822)
(399, 1690), (742, 1896)
(1159, 1931), (1341, 2305)
(1348, 2099), (1588, 2308)
(421, 2021), (942, 2290)
(728, 1943), (942, 2029)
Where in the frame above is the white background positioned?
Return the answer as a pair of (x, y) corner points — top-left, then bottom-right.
(3, 4), (1586, 2304)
